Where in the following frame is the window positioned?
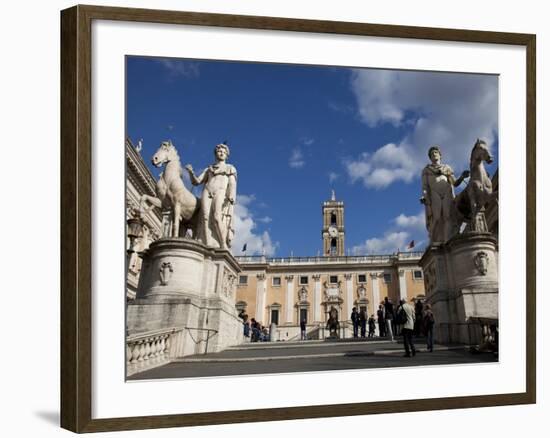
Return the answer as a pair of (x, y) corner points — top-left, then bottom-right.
(299, 276), (308, 285)
(330, 212), (337, 225)
(413, 270), (423, 279)
(383, 273), (392, 283)
(272, 276), (281, 286)
(330, 238), (337, 255)
(271, 309), (279, 325)
(238, 275), (248, 285)
(358, 274), (367, 283)
(329, 275), (338, 284)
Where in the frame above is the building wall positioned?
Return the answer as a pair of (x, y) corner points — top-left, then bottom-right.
(235, 254), (425, 326)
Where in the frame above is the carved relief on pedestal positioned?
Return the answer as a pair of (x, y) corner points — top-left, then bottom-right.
(222, 268), (237, 298)
(474, 251), (489, 276)
(159, 261), (173, 286)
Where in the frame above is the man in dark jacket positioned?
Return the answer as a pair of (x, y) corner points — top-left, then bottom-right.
(384, 297), (395, 341)
(377, 304), (386, 337)
(351, 307), (359, 338)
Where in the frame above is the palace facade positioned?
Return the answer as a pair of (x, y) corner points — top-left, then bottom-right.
(233, 191), (425, 339)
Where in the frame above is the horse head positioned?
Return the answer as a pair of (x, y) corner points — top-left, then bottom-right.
(151, 140), (179, 168)
(470, 138), (493, 167)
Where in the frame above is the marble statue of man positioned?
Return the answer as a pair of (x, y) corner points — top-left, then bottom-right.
(421, 146), (469, 243)
(185, 143), (237, 250)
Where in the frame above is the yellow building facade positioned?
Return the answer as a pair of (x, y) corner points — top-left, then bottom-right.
(235, 193), (426, 340)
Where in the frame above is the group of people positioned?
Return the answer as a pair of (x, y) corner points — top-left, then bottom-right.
(350, 307), (377, 338)
(374, 297), (435, 356)
(239, 310), (270, 342)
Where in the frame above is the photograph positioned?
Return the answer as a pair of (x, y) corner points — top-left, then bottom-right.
(124, 56), (500, 380)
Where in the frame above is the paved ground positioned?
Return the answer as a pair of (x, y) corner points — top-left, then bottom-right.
(129, 338), (497, 380)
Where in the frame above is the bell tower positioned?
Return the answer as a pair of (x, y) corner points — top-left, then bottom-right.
(322, 190), (345, 256)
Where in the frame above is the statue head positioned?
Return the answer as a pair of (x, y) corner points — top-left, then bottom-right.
(428, 145), (442, 163)
(471, 138), (493, 165)
(215, 142), (230, 160)
(152, 140), (177, 167)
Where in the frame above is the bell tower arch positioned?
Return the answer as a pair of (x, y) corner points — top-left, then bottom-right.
(322, 190), (345, 256)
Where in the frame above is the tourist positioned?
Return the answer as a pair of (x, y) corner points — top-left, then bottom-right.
(359, 308), (367, 338)
(351, 307), (360, 338)
(377, 304), (386, 337)
(243, 321), (250, 338)
(414, 299), (424, 336)
(300, 319), (307, 341)
(423, 304), (435, 352)
(400, 299), (416, 357)
(384, 297), (395, 341)
(368, 314), (376, 337)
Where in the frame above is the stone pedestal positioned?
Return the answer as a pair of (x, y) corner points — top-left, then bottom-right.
(127, 238), (243, 357)
(420, 232), (498, 345)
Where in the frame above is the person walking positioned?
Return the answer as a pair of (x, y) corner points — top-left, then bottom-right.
(414, 299), (424, 336)
(351, 307), (360, 338)
(423, 304), (435, 352)
(377, 304), (386, 337)
(359, 308), (367, 338)
(368, 314), (376, 337)
(300, 319), (307, 341)
(399, 299), (416, 357)
(384, 297), (395, 342)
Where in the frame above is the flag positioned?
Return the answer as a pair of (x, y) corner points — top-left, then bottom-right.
(406, 240), (415, 250)
(242, 243), (247, 252)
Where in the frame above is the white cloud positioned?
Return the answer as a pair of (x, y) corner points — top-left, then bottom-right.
(302, 137), (315, 146)
(328, 172), (339, 183)
(289, 148), (305, 169)
(352, 231), (410, 255)
(393, 211), (425, 232)
(353, 210), (427, 255)
(157, 59), (200, 78)
(257, 216), (272, 224)
(346, 69), (498, 189)
(345, 143), (417, 188)
(231, 194), (278, 256)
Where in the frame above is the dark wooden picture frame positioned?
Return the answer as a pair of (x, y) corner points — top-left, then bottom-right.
(60, 4), (536, 433)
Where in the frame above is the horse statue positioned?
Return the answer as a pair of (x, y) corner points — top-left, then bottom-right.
(139, 140), (201, 238)
(326, 306), (340, 338)
(455, 139), (498, 231)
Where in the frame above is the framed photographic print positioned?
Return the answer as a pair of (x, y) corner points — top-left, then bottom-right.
(60, 4), (536, 433)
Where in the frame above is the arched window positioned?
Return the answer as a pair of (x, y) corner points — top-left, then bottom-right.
(330, 212), (337, 225)
(330, 238), (337, 255)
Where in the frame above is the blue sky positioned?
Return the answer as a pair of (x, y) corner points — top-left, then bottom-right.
(126, 56), (499, 257)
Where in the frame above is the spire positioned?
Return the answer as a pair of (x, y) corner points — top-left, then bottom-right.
(331, 189), (336, 201)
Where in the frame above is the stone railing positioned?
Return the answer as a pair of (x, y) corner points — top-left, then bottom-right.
(236, 252), (423, 266)
(126, 327), (184, 376)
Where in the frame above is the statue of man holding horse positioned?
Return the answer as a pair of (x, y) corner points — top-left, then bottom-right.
(185, 143), (237, 250)
(421, 145), (469, 243)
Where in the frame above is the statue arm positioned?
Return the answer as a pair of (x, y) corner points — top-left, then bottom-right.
(226, 168), (237, 204)
(185, 165), (208, 186)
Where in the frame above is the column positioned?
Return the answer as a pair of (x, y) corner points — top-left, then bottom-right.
(370, 272), (381, 336)
(344, 273), (353, 320)
(398, 269), (408, 301)
(313, 274), (322, 322)
(285, 275), (294, 324)
(255, 273), (267, 323)
(370, 272), (381, 309)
